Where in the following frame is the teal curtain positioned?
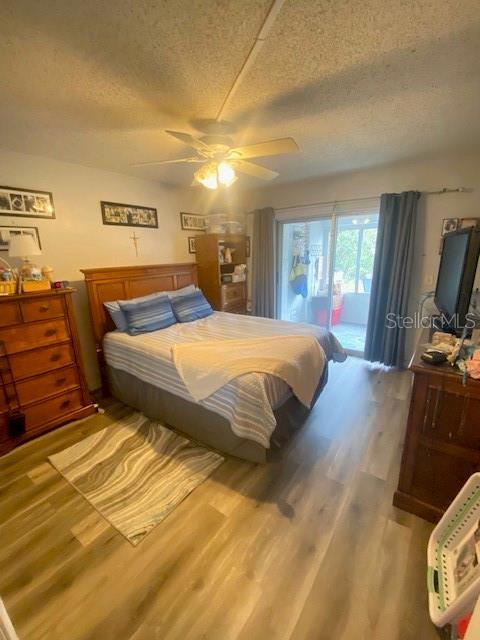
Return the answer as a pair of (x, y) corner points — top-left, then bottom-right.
(252, 207), (275, 318)
(365, 191), (420, 367)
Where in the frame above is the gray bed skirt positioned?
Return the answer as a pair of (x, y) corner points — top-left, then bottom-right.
(107, 364), (329, 463)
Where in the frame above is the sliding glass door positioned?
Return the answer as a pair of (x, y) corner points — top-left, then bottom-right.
(278, 218), (333, 327)
(277, 211), (379, 355)
(331, 213), (379, 354)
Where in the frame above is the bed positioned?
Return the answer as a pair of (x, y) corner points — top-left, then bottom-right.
(82, 263), (345, 462)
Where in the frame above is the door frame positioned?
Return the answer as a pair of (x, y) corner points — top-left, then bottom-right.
(275, 212), (372, 358)
(276, 214), (334, 330)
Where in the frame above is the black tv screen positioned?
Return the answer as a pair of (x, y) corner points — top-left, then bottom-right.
(436, 232), (470, 317)
(435, 226), (480, 332)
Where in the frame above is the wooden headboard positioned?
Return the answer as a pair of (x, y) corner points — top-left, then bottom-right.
(81, 263), (198, 389)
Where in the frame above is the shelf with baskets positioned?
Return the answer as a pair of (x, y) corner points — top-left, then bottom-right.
(195, 233), (248, 314)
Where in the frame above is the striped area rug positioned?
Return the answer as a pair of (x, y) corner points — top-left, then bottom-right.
(49, 413), (224, 545)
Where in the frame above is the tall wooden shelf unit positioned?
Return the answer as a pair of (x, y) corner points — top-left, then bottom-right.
(195, 234), (247, 314)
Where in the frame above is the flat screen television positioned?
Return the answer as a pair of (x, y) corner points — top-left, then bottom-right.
(434, 226), (480, 334)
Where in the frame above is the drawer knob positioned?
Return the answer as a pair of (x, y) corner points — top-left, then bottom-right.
(60, 399), (71, 409)
(50, 353), (61, 362)
(45, 328), (57, 337)
(39, 305), (50, 312)
(56, 377), (67, 386)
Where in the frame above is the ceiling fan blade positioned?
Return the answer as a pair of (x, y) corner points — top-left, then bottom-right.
(228, 137), (298, 160)
(131, 157), (204, 168)
(165, 130), (211, 154)
(232, 159), (279, 181)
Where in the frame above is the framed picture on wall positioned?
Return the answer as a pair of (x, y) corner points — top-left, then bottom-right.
(188, 237), (197, 254)
(460, 218), (480, 229)
(180, 212), (205, 231)
(0, 186), (55, 219)
(441, 218), (459, 236)
(0, 225), (41, 251)
(101, 201), (158, 228)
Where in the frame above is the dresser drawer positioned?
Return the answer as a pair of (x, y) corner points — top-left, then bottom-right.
(16, 366), (80, 406)
(9, 343), (75, 380)
(224, 301), (247, 314)
(0, 386), (8, 413)
(420, 380), (480, 450)
(221, 283), (246, 306)
(0, 412), (8, 443)
(23, 389), (84, 433)
(0, 301), (21, 327)
(410, 443), (480, 512)
(20, 296), (65, 322)
(0, 319), (70, 354)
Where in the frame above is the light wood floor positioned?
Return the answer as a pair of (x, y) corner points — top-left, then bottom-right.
(0, 357), (440, 640)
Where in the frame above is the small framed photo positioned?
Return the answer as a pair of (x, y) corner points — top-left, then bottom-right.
(0, 225), (41, 251)
(442, 218), (459, 236)
(101, 201), (158, 228)
(246, 236), (251, 258)
(0, 186), (55, 219)
(461, 218), (480, 229)
(188, 237), (197, 254)
(180, 212), (205, 231)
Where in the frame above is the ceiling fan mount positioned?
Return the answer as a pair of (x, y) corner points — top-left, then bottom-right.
(198, 135), (235, 151)
(191, 118), (237, 137)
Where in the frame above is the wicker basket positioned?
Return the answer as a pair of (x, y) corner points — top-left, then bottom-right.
(0, 280), (17, 295)
(428, 472), (480, 628)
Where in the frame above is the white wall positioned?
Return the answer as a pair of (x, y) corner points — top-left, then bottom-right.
(244, 149), (480, 360)
(0, 148), (192, 389)
(3, 147), (479, 383)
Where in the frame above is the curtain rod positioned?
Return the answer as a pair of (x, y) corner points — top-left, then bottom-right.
(273, 187), (471, 212)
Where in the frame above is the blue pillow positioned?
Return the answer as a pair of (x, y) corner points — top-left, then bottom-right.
(104, 292), (163, 331)
(119, 295), (176, 335)
(167, 284), (197, 299)
(171, 290), (213, 322)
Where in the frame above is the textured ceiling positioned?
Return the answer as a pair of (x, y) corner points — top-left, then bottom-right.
(1, 0), (480, 188)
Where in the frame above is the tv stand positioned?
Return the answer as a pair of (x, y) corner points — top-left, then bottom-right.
(393, 329), (480, 522)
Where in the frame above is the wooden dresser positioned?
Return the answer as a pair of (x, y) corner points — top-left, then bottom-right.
(393, 331), (480, 522)
(195, 234), (247, 314)
(0, 289), (95, 455)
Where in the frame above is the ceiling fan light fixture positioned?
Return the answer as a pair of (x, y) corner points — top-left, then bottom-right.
(217, 161), (236, 187)
(194, 162), (218, 190)
(194, 161), (237, 190)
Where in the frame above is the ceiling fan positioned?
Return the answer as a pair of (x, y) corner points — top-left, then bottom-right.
(132, 120), (299, 190)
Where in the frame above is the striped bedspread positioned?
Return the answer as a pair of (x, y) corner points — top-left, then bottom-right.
(103, 312), (345, 448)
